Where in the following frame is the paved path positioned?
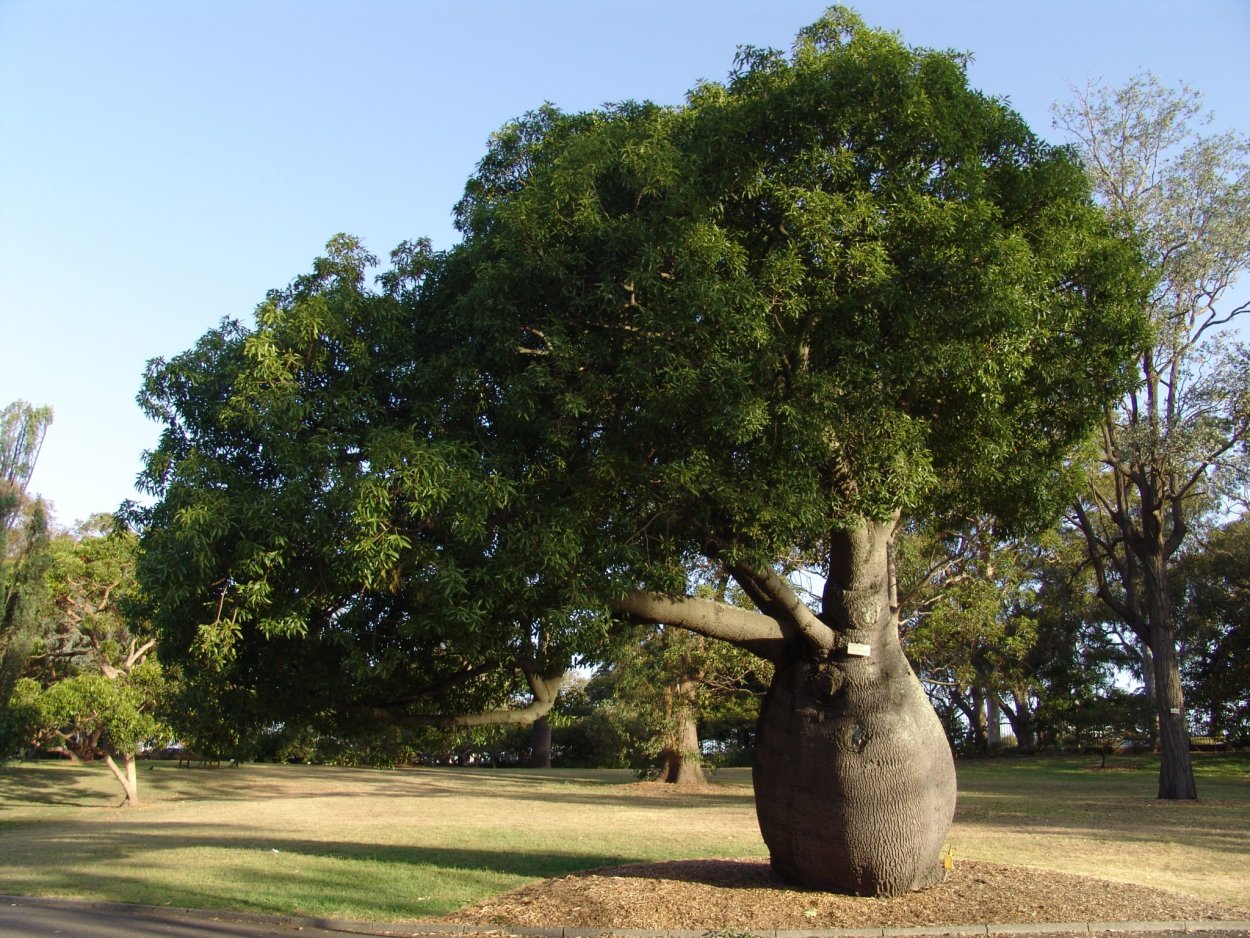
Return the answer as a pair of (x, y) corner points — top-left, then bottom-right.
(0, 897), (376, 938)
(4, 897), (1250, 938)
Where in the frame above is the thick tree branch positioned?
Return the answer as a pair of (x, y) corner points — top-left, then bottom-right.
(729, 563), (836, 654)
(1072, 500), (1146, 642)
(359, 667), (564, 729)
(615, 588), (788, 662)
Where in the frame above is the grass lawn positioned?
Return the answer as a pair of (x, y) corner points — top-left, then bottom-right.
(0, 752), (1246, 923)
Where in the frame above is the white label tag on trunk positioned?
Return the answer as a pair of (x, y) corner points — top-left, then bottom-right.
(846, 642), (871, 657)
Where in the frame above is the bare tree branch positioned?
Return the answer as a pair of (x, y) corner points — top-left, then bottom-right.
(359, 667), (564, 729)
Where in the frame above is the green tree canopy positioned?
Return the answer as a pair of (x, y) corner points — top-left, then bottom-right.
(4, 518), (168, 805)
(1177, 513), (1250, 741)
(132, 8), (1145, 895)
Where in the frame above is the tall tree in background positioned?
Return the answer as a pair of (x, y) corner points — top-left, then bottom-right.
(1175, 513), (1250, 742)
(135, 10), (1145, 895)
(1055, 74), (1250, 800)
(0, 401), (51, 537)
(591, 613), (769, 786)
(7, 518), (167, 806)
(0, 401), (54, 721)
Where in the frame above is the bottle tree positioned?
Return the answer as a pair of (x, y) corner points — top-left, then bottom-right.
(133, 10), (1145, 896)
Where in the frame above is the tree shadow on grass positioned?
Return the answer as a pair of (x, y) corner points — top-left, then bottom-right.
(0, 819), (644, 874)
(0, 760), (122, 808)
(3, 762), (757, 814)
(0, 820), (656, 918)
(952, 794), (1250, 858)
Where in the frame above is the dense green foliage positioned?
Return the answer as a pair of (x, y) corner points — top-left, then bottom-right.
(2, 518), (168, 803)
(1177, 515), (1250, 741)
(130, 10), (1144, 753)
(899, 520), (1150, 754)
(0, 400), (54, 741)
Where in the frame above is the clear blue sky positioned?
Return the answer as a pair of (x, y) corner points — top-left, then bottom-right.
(2, 0), (1247, 527)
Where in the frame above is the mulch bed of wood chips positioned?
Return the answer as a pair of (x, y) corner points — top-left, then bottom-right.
(445, 858), (1250, 931)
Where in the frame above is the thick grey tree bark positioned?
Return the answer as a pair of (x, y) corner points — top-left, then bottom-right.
(619, 517), (957, 896)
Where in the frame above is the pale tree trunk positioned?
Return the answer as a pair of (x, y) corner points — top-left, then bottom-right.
(751, 520), (956, 896)
(986, 696), (1001, 747)
(657, 688), (706, 786)
(103, 751), (139, 807)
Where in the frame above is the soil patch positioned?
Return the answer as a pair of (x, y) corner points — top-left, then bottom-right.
(446, 859), (1249, 931)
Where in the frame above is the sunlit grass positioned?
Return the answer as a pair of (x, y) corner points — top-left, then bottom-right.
(948, 753), (1249, 907)
(0, 753), (1246, 921)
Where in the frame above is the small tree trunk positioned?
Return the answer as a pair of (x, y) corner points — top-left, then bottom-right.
(969, 687), (989, 754)
(658, 707), (706, 786)
(530, 715), (552, 769)
(1151, 624), (1197, 799)
(949, 689), (975, 749)
(986, 696), (1001, 747)
(753, 519), (956, 897)
(103, 751), (139, 807)
(1142, 554), (1197, 800)
(1004, 689), (1037, 753)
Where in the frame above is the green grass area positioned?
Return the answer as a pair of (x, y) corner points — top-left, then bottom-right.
(0, 753), (1246, 922)
(948, 752), (1250, 909)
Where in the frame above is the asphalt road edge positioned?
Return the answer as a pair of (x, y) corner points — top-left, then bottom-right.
(4, 895), (1249, 938)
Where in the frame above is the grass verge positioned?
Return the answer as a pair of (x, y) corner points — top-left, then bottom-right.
(0, 753), (1245, 922)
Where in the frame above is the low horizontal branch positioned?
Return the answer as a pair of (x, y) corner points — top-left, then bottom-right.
(358, 669), (562, 730)
(615, 588), (787, 663)
(358, 696), (554, 729)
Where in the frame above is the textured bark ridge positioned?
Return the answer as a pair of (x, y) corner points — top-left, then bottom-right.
(753, 520), (957, 896)
(753, 650), (956, 895)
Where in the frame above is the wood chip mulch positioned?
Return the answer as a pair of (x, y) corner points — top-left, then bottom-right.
(444, 859), (1250, 931)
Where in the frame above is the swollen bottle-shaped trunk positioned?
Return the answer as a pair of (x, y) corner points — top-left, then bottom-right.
(752, 520), (956, 897)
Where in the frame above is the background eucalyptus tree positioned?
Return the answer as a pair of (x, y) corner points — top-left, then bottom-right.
(1055, 73), (1250, 800)
(0, 401), (54, 732)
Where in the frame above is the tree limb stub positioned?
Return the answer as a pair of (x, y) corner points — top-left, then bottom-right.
(616, 588), (788, 662)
